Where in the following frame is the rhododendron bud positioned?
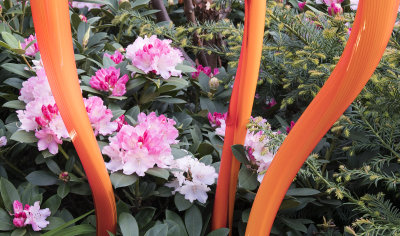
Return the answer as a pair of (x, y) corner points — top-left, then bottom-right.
(286, 121), (295, 134)
(298, 1), (306, 11)
(59, 171), (70, 182)
(79, 14), (87, 23)
(209, 77), (220, 90)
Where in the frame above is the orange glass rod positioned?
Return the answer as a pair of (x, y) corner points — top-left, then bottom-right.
(246, 1), (400, 235)
(30, 1), (117, 235)
(212, 0), (266, 232)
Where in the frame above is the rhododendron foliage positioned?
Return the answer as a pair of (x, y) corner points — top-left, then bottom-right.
(21, 34), (39, 56)
(103, 112), (179, 176)
(11, 200), (50, 231)
(166, 155), (218, 203)
(90, 67), (129, 96)
(126, 35), (184, 79)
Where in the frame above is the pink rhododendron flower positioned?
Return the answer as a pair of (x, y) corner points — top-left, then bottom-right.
(71, 1), (103, 10)
(328, 3), (342, 16)
(25, 201), (51, 231)
(84, 96), (118, 136)
(126, 35), (184, 79)
(208, 112), (227, 127)
(212, 116), (286, 182)
(21, 35), (39, 56)
(90, 67), (129, 96)
(103, 112), (179, 176)
(191, 65), (219, 79)
(0, 136), (7, 147)
(265, 98), (277, 109)
(19, 68), (52, 104)
(166, 155), (218, 203)
(115, 115), (128, 132)
(105, 50), (125, 64)
(35, 128), (63, 155)
(298, 1), (306, 11)
(286, 121), (295, 134)
(11, 200), (50, 231)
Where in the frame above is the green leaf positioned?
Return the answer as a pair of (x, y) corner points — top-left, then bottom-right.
(184, 205), (202, 236)
(10, 130), (37, 143)
(57, 184), (70, 199)
(42, 210), (94, 236)
(56, 224), (95, 236)
(1, 63), (31, 78)
(0, 208), (13, 230)
(135, 207), (156, 229)
(81, 85), (102, 95)
(175, 64), (197, 73)
(118, 212), (139, 236)
(231, 145), (249, 165)
(11, 228), (26, 236)
(174, 193), (192, 211)
(286, 188), (320, 196)
(110, 172), (138, 188)
(127, 65), (145, 74)
(3, 100), (26, 110)
(131, 0), (151, 8)
(26, 171), (58, 186)
(3, 77), (24, 89)
(280, 218), (308, 233)
(145, 224), (168, 236)
(146, 167), (170, 180)
(0, 178), (20, 212)
(45, 217), (66, 231)
(238, 166), (258, 191)
(165, 210), (187, 236)
(125, 106), (140, 121)
(43, 195), (61, 215)
(156, 97), (187, 104)
(1, 32), (19, 48)
(206, 228), (229, 236)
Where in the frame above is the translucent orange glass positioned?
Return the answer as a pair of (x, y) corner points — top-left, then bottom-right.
(246, 1), (400, 235)
(30, 1), (117, 235)
(212, 0), (266, 231)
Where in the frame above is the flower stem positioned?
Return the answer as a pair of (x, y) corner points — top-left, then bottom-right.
(58, 145), (86, 178)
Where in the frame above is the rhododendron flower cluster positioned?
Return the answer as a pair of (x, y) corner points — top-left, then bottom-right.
(191, 65), (219, 79)
(103, 112), (179, 176)
(126, 35), (184, 79)
(210, 113), (286, 182)
(17, 68), (117, 154)
(90, 67), (129, 96)
(166, 155), (218, 203)
(84, 96), (118, 136)
(314, 0), (343, 16)
(11, 200), (51, 231)
(21, 34), (39, 56)
(105, 50), (125, 64)
(70, 1), (103, 10)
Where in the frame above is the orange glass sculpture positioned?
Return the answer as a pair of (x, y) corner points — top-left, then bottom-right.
(212, 0), (266, 231)
(30, 1), (117, 235)
(246, 1), (400, 235)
